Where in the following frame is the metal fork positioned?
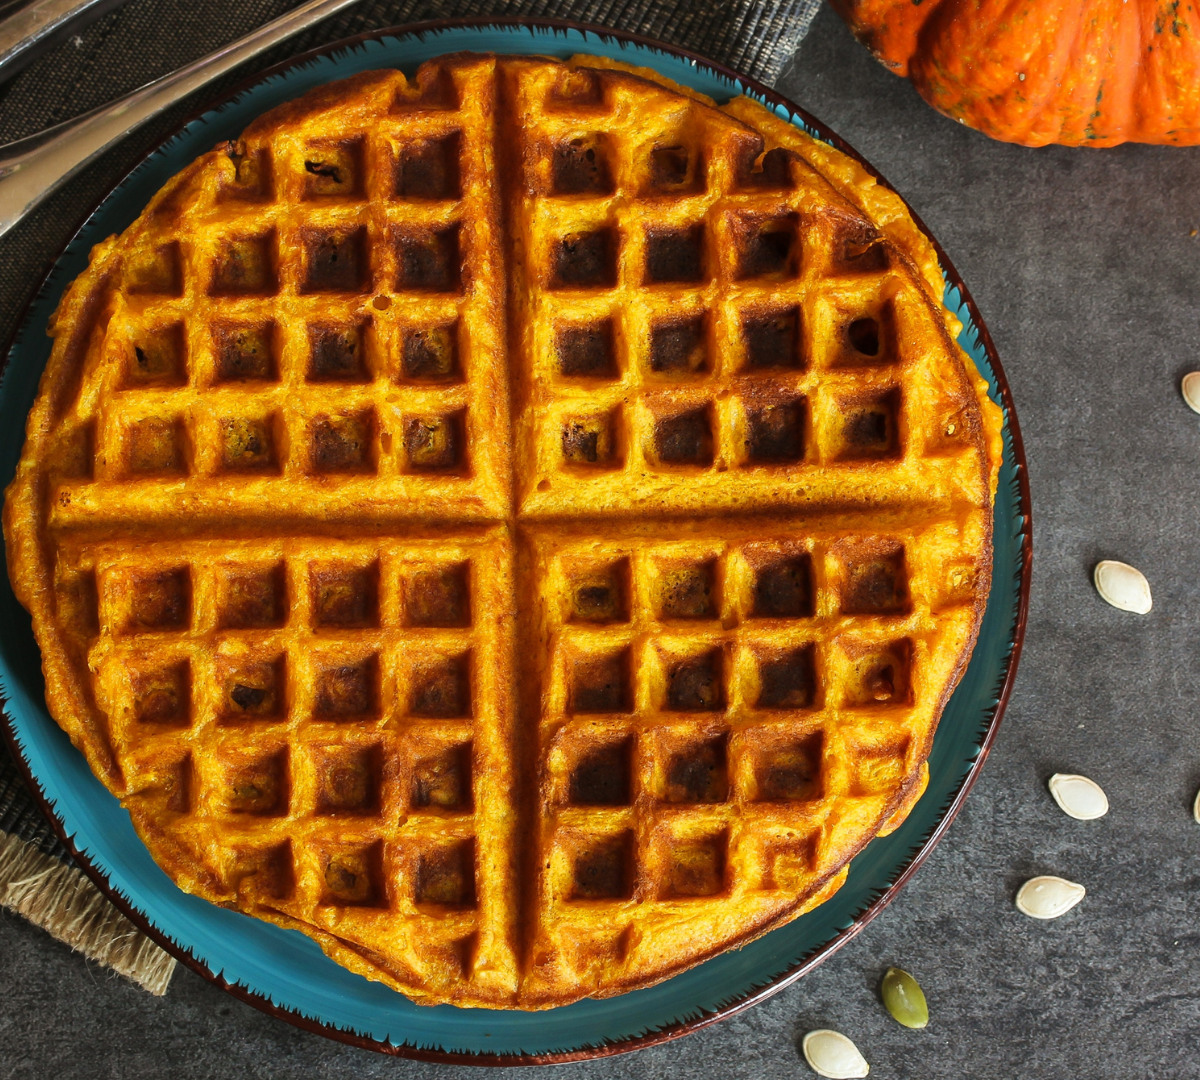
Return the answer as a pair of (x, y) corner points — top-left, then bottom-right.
(0, 0), (365, 240)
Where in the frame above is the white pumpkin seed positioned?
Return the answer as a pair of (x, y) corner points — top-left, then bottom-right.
(802, 1030), (869, 1079)
(1182, 371), (1200, 415)
(1093, 560), (1152, 614)
(1192, 788), (1200, 825)
(1048, 773), (1109, 820)
(1015, 875), (1086, 920)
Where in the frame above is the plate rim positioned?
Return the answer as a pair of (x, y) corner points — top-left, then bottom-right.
(0, 16), (1033, 1067)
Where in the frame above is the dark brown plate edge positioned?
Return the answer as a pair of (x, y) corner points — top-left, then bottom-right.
(0, 15), (1033, 1067)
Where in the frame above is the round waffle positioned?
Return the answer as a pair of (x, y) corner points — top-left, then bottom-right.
(3, 53), (1003, 1009)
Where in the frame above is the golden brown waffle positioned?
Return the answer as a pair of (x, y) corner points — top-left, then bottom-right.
(518, 511), (986, 1002)
(4, 53), (1004, 1009)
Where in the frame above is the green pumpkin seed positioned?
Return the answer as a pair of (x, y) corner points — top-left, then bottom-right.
(881, 967), (928, 1029)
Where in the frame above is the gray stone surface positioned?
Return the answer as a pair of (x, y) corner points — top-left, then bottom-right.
(4, 4), (1200, 1077)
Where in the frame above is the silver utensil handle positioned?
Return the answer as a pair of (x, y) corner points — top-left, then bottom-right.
(0, 0), (363, 240)
(0, 0), (132, 81)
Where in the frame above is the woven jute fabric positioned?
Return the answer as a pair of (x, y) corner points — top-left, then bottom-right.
(0, 0), (819, 972)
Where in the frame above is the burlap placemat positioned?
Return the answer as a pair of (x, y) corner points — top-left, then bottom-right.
(0, 0), (820, 994)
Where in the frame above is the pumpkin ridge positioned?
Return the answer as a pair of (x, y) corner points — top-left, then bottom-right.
(834, 0), (1200, 145)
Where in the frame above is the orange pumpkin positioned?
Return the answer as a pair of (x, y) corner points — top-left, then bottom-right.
(831, 0), (1200, 146)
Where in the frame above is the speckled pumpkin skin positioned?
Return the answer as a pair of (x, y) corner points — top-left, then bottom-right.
(832, 0), (1200, 147)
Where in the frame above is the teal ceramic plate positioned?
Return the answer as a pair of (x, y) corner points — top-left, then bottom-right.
(0, 21), (1031, 1064)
